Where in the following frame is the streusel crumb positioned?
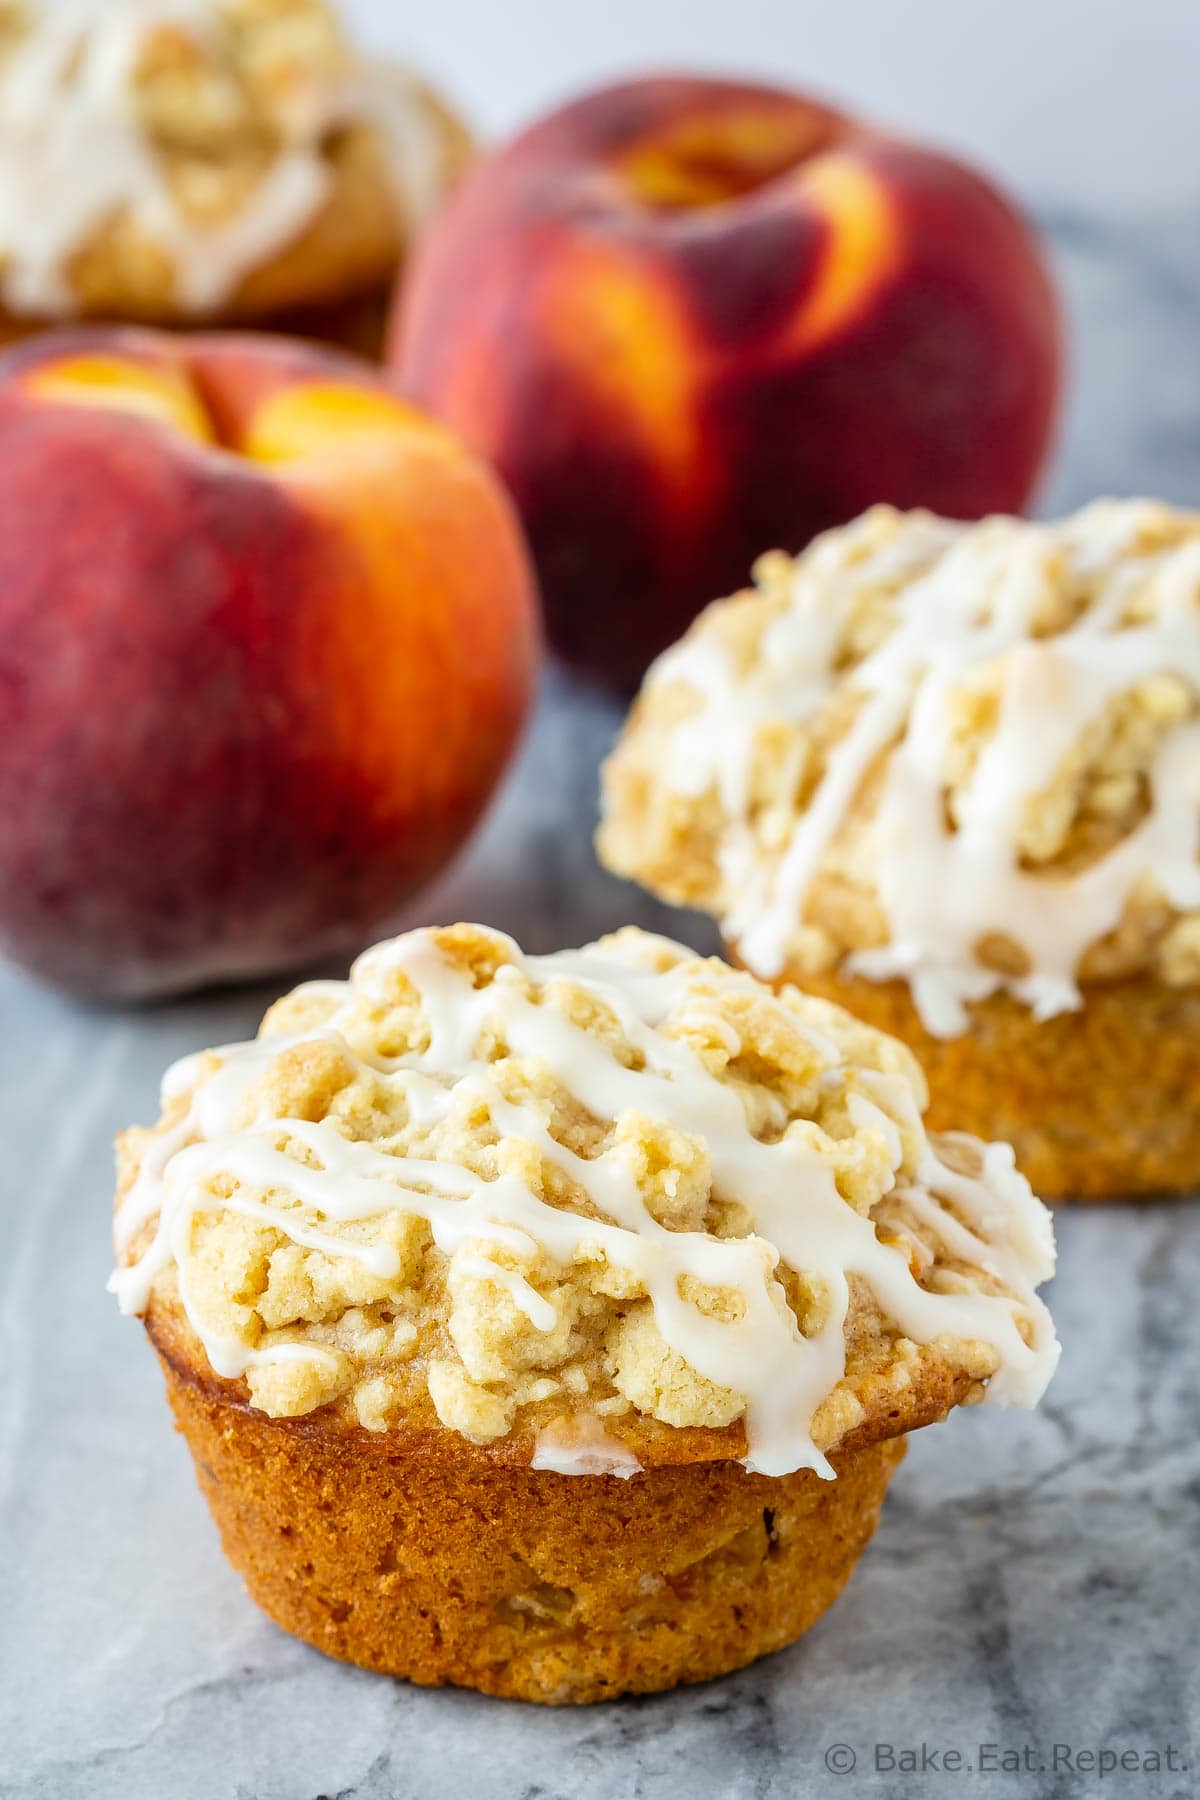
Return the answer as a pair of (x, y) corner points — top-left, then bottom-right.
(112, 925), (1056, 1469)
(599, 500), (1200, 1027)
(0, 0), (469, 320)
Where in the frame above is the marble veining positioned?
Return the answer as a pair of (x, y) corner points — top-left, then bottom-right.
(0, 206), (1198, 1800)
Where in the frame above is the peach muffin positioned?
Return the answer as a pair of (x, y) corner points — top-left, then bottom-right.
(111, 923), (1057, 1702)
(0, 0), (470, 352)
(599, 499), (1200, 1199)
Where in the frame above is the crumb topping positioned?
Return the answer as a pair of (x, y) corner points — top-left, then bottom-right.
(599, 500), (1200, 1037)
(112, 925), (1057, 1475)
(0, 0), (458, 316)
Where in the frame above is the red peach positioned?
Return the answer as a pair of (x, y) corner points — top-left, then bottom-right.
(391, 74), (1062, 687)
(0, 329), (539, 999)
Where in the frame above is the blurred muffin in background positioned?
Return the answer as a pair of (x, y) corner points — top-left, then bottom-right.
(0, 0), (471, 354)
(599, 499), (1200, 1200)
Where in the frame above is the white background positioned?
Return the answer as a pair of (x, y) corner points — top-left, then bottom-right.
(348, 0), (1199, 213)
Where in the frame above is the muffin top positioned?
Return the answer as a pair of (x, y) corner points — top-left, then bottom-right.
(112, 924), (1057, 1477)
(0, 0), (464, 319)
(599, 500), (1200, 1038)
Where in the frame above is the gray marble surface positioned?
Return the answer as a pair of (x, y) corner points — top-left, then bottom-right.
(2, 208), (1199, 1800)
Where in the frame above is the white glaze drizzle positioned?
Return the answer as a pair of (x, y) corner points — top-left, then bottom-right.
(110, 927), (1058, 1477)
(531, 1414), (643, 1479)
(639, 501), (1200, 1037)
(0, 0), (447, 317)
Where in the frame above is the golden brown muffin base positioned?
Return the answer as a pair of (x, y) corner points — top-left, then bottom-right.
(0, 286), (392, 359)
(0, 285), (391, 359)
(261, 284), (393, 359)
(157, 1345), (907, 1704)
(752, 955), (1200, 1200)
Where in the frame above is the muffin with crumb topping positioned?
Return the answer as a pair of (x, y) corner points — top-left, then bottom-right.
(0, 0), (470, 353)
(111, 922), (1057, 1701)
(599, 499), (1200, 1199)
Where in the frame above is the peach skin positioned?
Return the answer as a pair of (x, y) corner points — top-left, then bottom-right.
(0, 329), (539, 1000)
(391, 75), (1062, 687)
